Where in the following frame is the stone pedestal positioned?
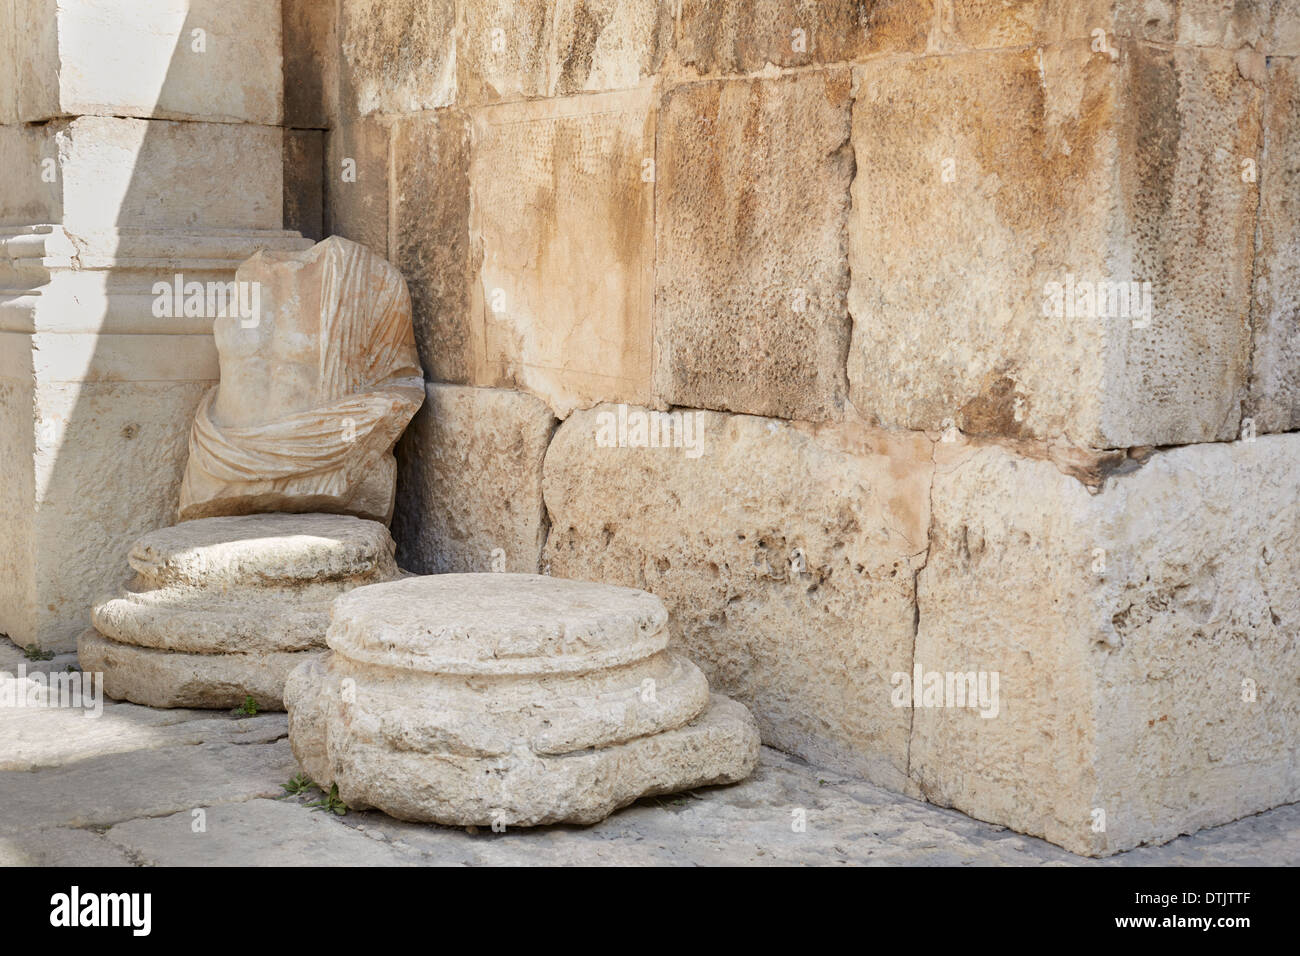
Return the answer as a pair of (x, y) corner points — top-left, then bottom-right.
(285, 574), (761, 825)
(79, 513), (402, 710)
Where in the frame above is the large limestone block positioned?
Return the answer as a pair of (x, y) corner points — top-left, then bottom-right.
(848, 43), (1260, 448)
(655, 72), (853, 422)
(542, 404), (932, 791)
(914, 436), (1300, 856)
(552, 0), (673, 95)
(939, 0), (1275, 49)
(470, 89), (655, 416)
(324, 117), (389, 258)
(80, 513), (403, 710)
(177, 237), (424, 525)
(458, 0), (554, 104)
(390, 110), (476, 384)
(9, 0), (282, 124)
(676, 0), (930, 74)
(392, 383), (556, 575)
(0, 116), (284, 232)
(339, 0), (456, 116)
(285, 574), (760, 825)
(1246, 57), (1300, 432)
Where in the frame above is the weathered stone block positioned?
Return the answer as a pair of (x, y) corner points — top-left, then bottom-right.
(284, 0), (338, 128)
(14, 0), (282, 124)
(471, 89), (655, 416)
(914, 436), (1300, 856)
(543, 404), (932, 791)
(339, 0), (456, 115)
(1246, 57), (1300, 432)
(552, 0), (672, 95)
(284, 128), (324, 241)
(655, 72), (853, 422)
(676, 0), (930, 74)
(393, 383), (555, 574)
(324, 116), (388, 257)
(459, 0), (553, 104)
(391, 109), (476, 384)
(848, 43), (1260, 448)
(0, 117), (284, 232)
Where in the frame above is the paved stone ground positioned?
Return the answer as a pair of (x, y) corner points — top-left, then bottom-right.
(2, 640), (1297, 866)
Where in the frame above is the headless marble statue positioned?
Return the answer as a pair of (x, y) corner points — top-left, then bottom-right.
(178, 236), (424, 524)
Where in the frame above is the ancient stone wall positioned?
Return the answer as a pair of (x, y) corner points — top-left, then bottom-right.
(282, 1), (1300, 855)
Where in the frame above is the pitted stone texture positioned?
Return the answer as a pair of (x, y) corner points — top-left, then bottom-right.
(1246, 57), (1300, 433)
(79, 629), (325, 712)
(286, 573), (760, 825)
(458, 0), (554, 104)
(914, 435), (1300, 856)
(393, 384), (555, 575)
(543, 405), (932, 792)
(676, 0), (930, 74)
(848, 43), (1259, 448)
(327, 574), (670, 675)
(339, 0), (456, 115)
(552, 0), (673, 94)
(655, 72), (853, 422)
(470, 88), (655, 417)
(82, 514), (402, 709)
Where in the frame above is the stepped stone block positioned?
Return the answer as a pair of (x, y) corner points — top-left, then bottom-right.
(542, 404), (932, 791)
(655, 71), (853, 422)
(0, 117), (284, 232)
(913, 435), (1300, 856)
(79, 514), (403, 710)
(393, 383), (555, 575)
(848, 42), (1261, 448)
(285, 574), (761, 825)
(470, 88), (655, 416)
(4, 0), (282, 124)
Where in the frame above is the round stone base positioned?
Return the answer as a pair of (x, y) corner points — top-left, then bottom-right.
(284, 573), (762, 825)
(84, 513), (403, 710)
(79, 628), (323, 710)
(288, 655), (758, 825)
